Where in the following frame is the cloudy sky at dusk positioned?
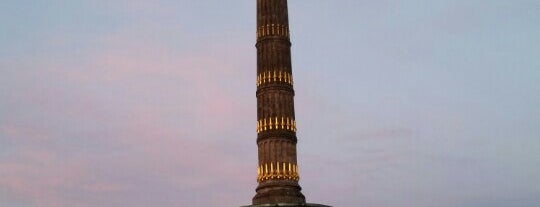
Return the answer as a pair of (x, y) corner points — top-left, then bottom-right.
(1, 1), (539, 207)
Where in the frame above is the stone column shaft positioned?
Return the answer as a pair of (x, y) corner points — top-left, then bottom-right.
(253, 0), (305, 205)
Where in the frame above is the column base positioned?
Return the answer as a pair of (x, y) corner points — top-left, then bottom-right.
(240, 203), (331, 207)
(252, 180), (305, 204)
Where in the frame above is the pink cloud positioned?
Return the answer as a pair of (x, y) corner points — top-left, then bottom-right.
(0, 147), (122, 207)
(1, 17), (257, 206)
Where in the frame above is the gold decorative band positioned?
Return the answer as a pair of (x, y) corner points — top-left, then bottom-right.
(257, 71), (293, 86)
(257, 24), (290, 39)
(257, 162), (300, 182)
(257, 117), (296, 133)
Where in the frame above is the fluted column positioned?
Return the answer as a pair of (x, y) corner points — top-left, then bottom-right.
(253, 0), (305, 205)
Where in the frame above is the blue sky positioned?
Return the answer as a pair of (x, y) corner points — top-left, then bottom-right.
(1, 1), (539, 207)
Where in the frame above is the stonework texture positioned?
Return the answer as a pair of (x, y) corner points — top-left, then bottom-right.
(253, 0), (305, 205)
(246, 1), (330, 207)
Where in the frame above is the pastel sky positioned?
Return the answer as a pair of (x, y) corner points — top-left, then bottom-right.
(1, 1), (539, 207)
